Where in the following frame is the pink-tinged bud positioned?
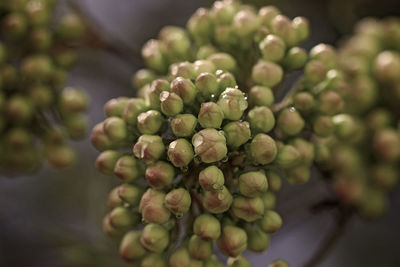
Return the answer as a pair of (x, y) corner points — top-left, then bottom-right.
(203, 186), (233, 213)
(103, 117), (128, 143)
(259, 6), (280, 27)
(140, 223), (170, 253)
(107, 187), (123, 210)
(313, 116), (334, 137)
(160, 91), (184, 117)
(317, 90), (344, 116)
(145, 79), (170, 109)
(310, 44), (337, 69)
(289, 138), (315, 165)
(165, 188), (192, 215)
(232, 196), (264, 222)
(193, 214), (221, 240)
(145, 161), (175, 189)
(270, 15), (297, 46)
(373, 128), (400, 162)
(95, 150), (121, 176)
(293, 92), (314, 112)
(171, 77), (198, 104)
(195, 72), (219, 99)
(119, 231), (147, 261)
(139, 188), (171, 224)
(259, 34), (286, 62)
(258, 210), (282, 234)
(170, 62), (196, 80)
(232, 10), (260, 37)
(171, 114), (197, 137)
(132, 68), (156, 89)
(118, 184), (143, 206)
(239, 171), (268, 197)
(142, 39), (167, 73)
(217, 88), (248, 120)
(217, 225), (247, 257)
(114, 155), (142, 182)
(122, 98), (147, 125)
(198, 102), (225, 128)
(109, 206), (138, 229)
(168, 138), (194, 167)
(133, 135), (165, 164)
(188, 235), (213, 260)
(227, 255), (252, 267)
(248, 134), (277, 165)
(208, 53), (237, 73)
(104, 97), (129, 117)
(199, 166), (225, 191)
(141, 253), (168, 267)
(91, 123), (112, 151)
(192, 129), (227, 163)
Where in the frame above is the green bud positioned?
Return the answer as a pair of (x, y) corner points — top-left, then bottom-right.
(314, 142), (331, 164)
(189, 235), (213, 260)
(195, 72), (219, 99)
(205, 256), (224, 267)
(293, 92), (314, 112)
(199, 166), (225, 191)
(232, 10), (259, 37)
(21, 54), (53, 81)
(275, 145), (301, 169)
(217, 72), (237, 90)
(103, 117), (128, 143)
(277, 107), (304, 136)
(304, 60), (327, 85)
(371, 164), (398, 191)
(159, 26), (191, 62)
(246, 226), (270, 253)
(239, 171), (268, 197)
(262, 191), (276, 210)
(217, 225), (247, 257)
(139, 188), (171, 224)
(192, 128), (227, 163)
(118, 184), (143, 206)
(56, 13), (86, 41)
(271, 15), (297, 46)
(254, 26), (270, 43)
(289, 138), (315, 165)
(6, 95), (34, 122)
(140, 223), (169, 253)
(120, 231), (147, 261)
(198, 102), (224, 128)
(331, 145), (363, 172)
(64, 114), (87, 140)
(165, 188), (191, 215)
(170, 247), (191, 267)
(373, 51), (400, 83)
(292, 16), (309, 43)
(266, 170), (282, 192)
(95, 150), (121, 176)
(259, 34), (286, 62)
(365, 108), (393, 131)
(283, 47), (308, 70)
(132, 69), (156, 89)
(248, 86), (274, 107)
(211, 0), (237, 24)
(259, 6), (280, 27)
(2, 13), (27, 40)
(286, 164), (311, 184)
(332, 114), (364, 143)
(232, 196), (264, 222)
(146, 79), (170, 110)
(145, 161), (175, 189)
(160, 91), (184, 116)
(208, 53), (237, 73)
(187, 8), (213, 44)
(193, 60), (216, 75)
(189, 259), (204, 267)
(105, 97), (129, 117)
(133, 135), (165, 164)
(259, 210), (282, 234)
(373, 128), (400, 162)
(91, 123), (112, 151)
(5, 128), (32, 149)
(223, 121), (251, 149)
(249, 133), (277, 165)
(29, 28), (52, 51)
(142, 39), (167, 73)
(252, 60), (283, 87)
(141, 253), (167, 267)
(168, 138), (194, 167)
(171, 77), (197, 104)
(171, 114), (197, 137)
(53, 47), (78, 69)
(247, 106), (275, 134)
(102, 215), (125, 238)
(310, 44), (337, 69)
(197, 45), (217, 60)
(269, 259), (290, 267)
(27, 84), (53, 108)
(217, 88), (248, 120)
(317, 91), (344, 115)
(358, 189), (388, 220)
(227, 256), (251, 267)
(203, 186), (233, 213)
(332, 173), (364, 205)
(313, 116), (334, 137)
(193, 214), (221, 240)
(107, 187), (123, 210)
(109, 206), (137, 229)
(59, 88), (88, 114)
(137, 110), (163, 134)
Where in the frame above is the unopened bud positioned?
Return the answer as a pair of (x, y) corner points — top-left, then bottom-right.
(232, 196), (264, 222)
(109, 206), (137, 229)
(283, 47), (308, 70)
(119, 231), (147, 262)
(373, 128), (400, 162)
(95, 150), (121, 175)
(286, 164), (311, 184)
(194, 60), (217, 75)
(259, 34), (286, 62)
(171, 77), (198, 104)
(189, 235), (213, 260)
(198, 102), (224, 128)
(292, 16), (309, 44)
(122, 98), (147, 125)
(192, 128), (227, 163)
(199, 166), (225, 191)
(139, 188), (171, 224)
(160, 91), (184, 117)
(208, 53), (237, 73)
(239, 171), (268, 197)
(313, 116), (334, 137)
(252, 60), (283, 87)
(145, 161), (175, 189)
(371, 164), (398, 191)
(373, 50), (400, 83)
(168, 138), (194, 167)
(247, 106), (275, 134)
(270, 15), (297, 46)
(141, 253), (167, 267)
(289, 138), (315, 165)
(118, 184), (143, 206)
(293, 92), (314, 112)
(103, 117), (128, 143)
(223, 121), (251, 149)
(217, 88), (248, 120)
(259, 210), (282, 233)
(170, 62), (196, 80)
(317, 90), (344, 115)
(170, 247), (191, 267)
(145, 79), (170, 109)
(217, 225), (247, 257)
(218, 72), (237, 90)
(133, 135), (165, 164)
(277, 108), (305, 136)
(227, 255), (252, 267)
(195, 72), (219, 99)
(171, 114), (197, 137)
(266, 170), (282, 192)
(275, 145), (301, 169)
(203, 186), (233, 213)
(140, 223), (170, 253)
(46, 145), (76, 169)
(246, 226), (270, 253)
(142, 39), (167, 73)
(132, 69), (156, 89)
(259, 6), (280, 27)
(137, 110), (164, 134)
(248, 133), (278, 165)
(310, 44), (337, 69)
(165, 188), (192, 215)
(193, 214), (221, 240)
(114, 155), (141, 182)
(248, 86), (274, 107)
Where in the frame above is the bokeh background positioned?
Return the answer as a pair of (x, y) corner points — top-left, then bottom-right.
(1, 0), (400, 266)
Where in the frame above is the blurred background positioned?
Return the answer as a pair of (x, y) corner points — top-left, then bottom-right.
(1, 0), (400, 266)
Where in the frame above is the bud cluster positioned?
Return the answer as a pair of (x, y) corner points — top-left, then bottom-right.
(0, 0), (88, 172)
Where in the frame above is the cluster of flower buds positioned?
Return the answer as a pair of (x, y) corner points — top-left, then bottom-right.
(0, 0), (88, 172)
(306, 18), (400, 220)
(92, 0), (319, 266)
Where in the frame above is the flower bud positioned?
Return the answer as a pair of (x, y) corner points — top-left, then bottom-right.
(373, 50), (400, 83)
(141, 253), (167, 267)
(227, 255), (252, 267)
(165, 188), (191, 215)
(275, 145), (301, 169)
(314, 143), (331, 164)
(199, 166), (225, 191)
(171, 114), (197, 137)
(271, 15), (297, 46)
(317, 91), (344, 115)
(208, 53), (237, 73)
(304, 60), (327, 85)
(139, 188), (171, 224)
(132, 69), (156, 89)
(114, 155), (141, 182)
(232, 196), (264, 222)
(171, 77), (197, 104)
(170, 62), (196, 80)
(189, 235), (213, 260)
(310, 44), (337, 69)
(277, 108), (304, 136)
(197, 45), (217, 59)
(292, 16), (309, 43)
(95, 150), (121, 176)
(120, 231), (147, 261)
(21, 55), (53, 82)
(146, 161), (175, 189)
(223, 121), (251, 149)
(205, 256), (224, 267)
(283, 47), (308, 70)
(286, 164), (311, 184)
(246, 226), (270, 253)
(170, 247), (191, 267)
(145, 79), (170, 109)
(5, 128), (32, 149)
(259, 34), (286, 62)
(109, 206), (137, 229)
(122, 98), (147, 125)
(198, 102), (224, 128)
(160, 91), (184, 116)
(373, 128), (400, 162)
(45, 145), (76, 169)
(187, 8), (213, 44)
(193, 214), (221, 240)
(313, 116), (334, 137)
(104, 97), (129, 117)
(103, 215), (125, 238)
(107, 187), (123, 210)
(2, 13), (27, 40)
(365, 108), (393, 131)
(137, 110), (164, 134)
(239, 171), (268, 197)
(140, 223), (170, 253)
(217, 88), (248, 120)
(358, 189), (388, 220)
(259, 6), (280, 27)
(217, 225), (247, 257)
(5, 95), (34, 122)
(248, 86), (274, 107)
(192, 129), (227, 163)
(193, 60), (217, 74)
(259, 210), (282, 233)
(142, 39), (167, 73)
(218, 72), (237, 90)
(247, 106), (275, 133)
(293, 92), (314, 112)
(233, 10), (259, 37)
(248, 133), (278, 165)
(168, 138), (194, 167)
(262, 191), (276, 211)
(371, 164), (398, 191)
(266, 170), (282, 192)
(203, 186), (233, 213)
(195, 72), (219, 99)
(289, 138), (315, 165)
(118, 184), (143, 206)
(252, 60), (283, 87)
(133, 135), (165, 164)
(103, 117), (128, 143)
(27, 84), (53, 108)
(332, 114), (365, 143)
(269, 259), (290, 267)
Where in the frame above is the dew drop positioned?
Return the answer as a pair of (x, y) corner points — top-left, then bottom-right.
(211, 94), (215, 98)
(289, 107), (296, 112)
(193, 135), (204, 147)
